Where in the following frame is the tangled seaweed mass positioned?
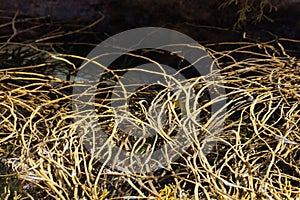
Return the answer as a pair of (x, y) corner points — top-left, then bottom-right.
(0, 1), (299, 200)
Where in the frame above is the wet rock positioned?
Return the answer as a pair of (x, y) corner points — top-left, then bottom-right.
(0, 0), (110, 21)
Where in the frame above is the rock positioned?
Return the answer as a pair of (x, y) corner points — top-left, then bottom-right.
(0, 0), (111, 21)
